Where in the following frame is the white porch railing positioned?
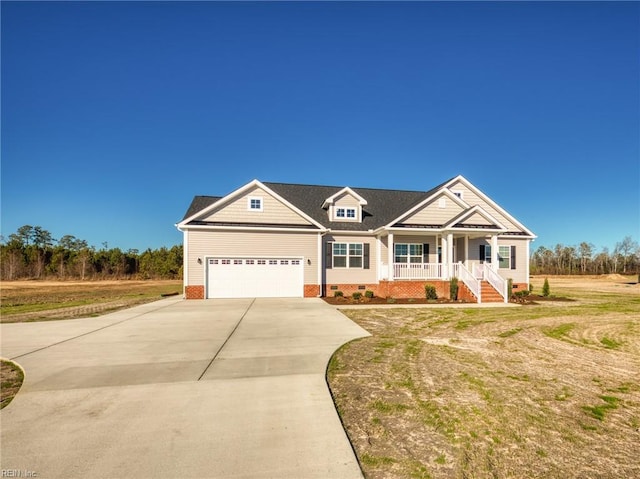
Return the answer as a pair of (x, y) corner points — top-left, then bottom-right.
(392, 261), (508, 303)
(484, 265), (508, 303)
(393, 263), (442, 279)
(455, 262), (481, 303)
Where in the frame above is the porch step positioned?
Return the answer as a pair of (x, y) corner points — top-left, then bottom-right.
(480, 281), (505, 303)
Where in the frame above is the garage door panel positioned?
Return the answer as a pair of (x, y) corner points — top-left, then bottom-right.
(207, 258), (303, 298)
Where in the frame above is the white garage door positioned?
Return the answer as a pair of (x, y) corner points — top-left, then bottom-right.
(207, 257), (303, 298)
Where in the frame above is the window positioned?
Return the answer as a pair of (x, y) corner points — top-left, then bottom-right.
(233, 259), (242, 265)
(394, 243), (423, 263)
(335, 207), (357, 220)
(257, 260), (266, 265)
(246, 259), (255, 265)
(248, 196), (263, 211)
(484, 245), (492, 263)
(498, 246), (510, 269)
(333, 242), (363, 268)
(452, 190), (464, 199)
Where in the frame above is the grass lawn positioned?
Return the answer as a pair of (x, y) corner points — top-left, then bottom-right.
(327, 275), (640, 479)
(0, 279), (182, 323)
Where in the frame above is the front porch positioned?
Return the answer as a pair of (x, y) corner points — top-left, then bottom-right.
(389, 261), (508, 303)
(382, 231), (510, 303)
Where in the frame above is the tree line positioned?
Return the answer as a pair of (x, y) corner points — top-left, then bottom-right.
(530, 236), (639, 275)
(1, 225), (637, 280)
(1, 225), (182, 280)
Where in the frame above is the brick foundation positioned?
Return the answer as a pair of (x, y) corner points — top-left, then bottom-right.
(457, 282), (478, 302)
(185, 285), (205, 299)
(324, 280), (456, 300)
(304, 284), (321, 297)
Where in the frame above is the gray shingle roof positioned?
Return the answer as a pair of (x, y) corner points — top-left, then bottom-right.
(182, 179), (454, 230)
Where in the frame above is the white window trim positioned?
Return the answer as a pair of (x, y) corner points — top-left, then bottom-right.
(333, 242), (363, 268)
(498, 245), (511, 269)
(248, 196), (263, 211)
(334, 206), (358, 221)
(394, 243), (423, 264)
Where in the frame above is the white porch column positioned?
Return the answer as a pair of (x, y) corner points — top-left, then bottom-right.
(447, 232), (453, 279)
(387, 232), (394, 281)
(464, 235), (469, 268)
(491, 234), (499, 270)
(441, 234), (448, 279)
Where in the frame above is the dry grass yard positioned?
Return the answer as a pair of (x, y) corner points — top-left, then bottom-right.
(0, 280), (182, 323)
(327, 275), (640, 479)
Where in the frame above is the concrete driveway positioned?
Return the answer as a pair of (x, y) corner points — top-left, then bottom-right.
(0, 298), (369, 479)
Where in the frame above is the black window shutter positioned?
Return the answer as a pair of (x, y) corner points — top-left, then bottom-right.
(326, 242), (332, 269)
(479, 244), (485, 264)
(511, 245), (516, 270)
(423, 243), (429, 263)
(363, 243), (370, 269)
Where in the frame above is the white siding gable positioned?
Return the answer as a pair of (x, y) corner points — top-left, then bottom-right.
(446, 180), (520, 231)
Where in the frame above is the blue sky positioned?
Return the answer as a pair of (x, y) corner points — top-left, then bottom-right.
(2, 1), (638, 253)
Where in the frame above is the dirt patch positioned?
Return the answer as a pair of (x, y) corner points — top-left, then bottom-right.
(0, 280), (182, 322)
(328, 276), (640, 479)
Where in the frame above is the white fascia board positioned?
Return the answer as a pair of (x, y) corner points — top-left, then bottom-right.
(443, 205), (507, 231)
(444, 175), (537, 238)
(179, 224), (325, 234)
(383, 188), (470, 229)
(322, 186), (368, 208)
(324, 229), (376, 237)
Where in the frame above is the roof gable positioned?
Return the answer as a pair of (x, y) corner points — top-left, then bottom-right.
(443, 176), (535, 236)
(443, 205), (507, 231)
(177, 175), (535, 237)
(177, 179), (324, 230)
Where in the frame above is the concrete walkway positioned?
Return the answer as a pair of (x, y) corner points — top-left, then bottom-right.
(1, 298), (369, 479)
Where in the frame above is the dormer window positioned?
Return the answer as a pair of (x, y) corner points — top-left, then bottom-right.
(248, 196), (263, 211)
(336, 207), (356, 219)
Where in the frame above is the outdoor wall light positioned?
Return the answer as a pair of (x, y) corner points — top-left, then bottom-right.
(307, 258), (311, 265)
(197, 258), (202, 264)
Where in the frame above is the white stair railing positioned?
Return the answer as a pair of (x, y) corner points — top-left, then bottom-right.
(483, 265), (508, 302)
(456, 262), (481, 303)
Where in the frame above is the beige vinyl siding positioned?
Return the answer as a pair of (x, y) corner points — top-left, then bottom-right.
(334, 192), (360, 208)
(459, 212), (494, 226)
(401, 194), (464, 225)
(447, 181), (520, 231)
(329, 192), (361, 222)
(201, 186), (311, 226)
(325, 234), (377, 284)
(187, 229), (319, 285)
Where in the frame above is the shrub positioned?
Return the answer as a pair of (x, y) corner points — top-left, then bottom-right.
(515, 290), (530, 298)
(450, 277), (459, 300)
(425, 284), (438, 300)
(365, 290), (374, 298)
(542, 278), (550, 297)
(334, 290), (344, 298)
(529, 283), (534, 294)
(352, 292), (363, 300)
